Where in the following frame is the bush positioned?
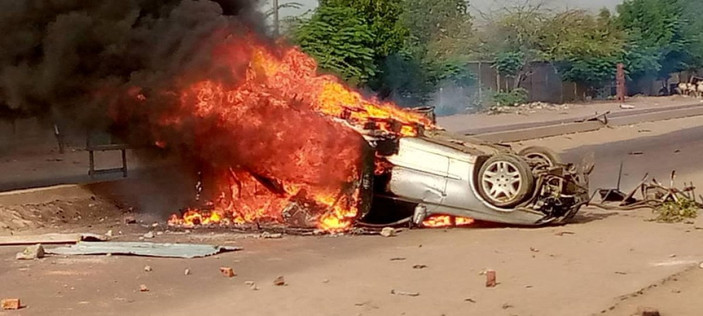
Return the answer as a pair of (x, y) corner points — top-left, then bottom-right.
(491, 88), (529, 107)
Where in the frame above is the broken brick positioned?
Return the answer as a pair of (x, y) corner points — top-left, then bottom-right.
(273, 276), (286, 286)
(220, 267), (236, 278)
(1, 299), (20, 310)
(485, 270), (497, 287)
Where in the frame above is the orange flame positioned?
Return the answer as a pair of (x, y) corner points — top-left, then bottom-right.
(422, 215), (475, 228)
(160, 35), (433, 231)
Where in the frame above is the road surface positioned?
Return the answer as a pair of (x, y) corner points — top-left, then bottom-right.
(2, 116), (703, 316)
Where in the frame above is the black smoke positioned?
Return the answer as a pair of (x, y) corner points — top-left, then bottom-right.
(0, 0), (264, 128)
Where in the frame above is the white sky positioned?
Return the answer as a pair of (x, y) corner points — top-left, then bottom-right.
(266, 0), (624, 18)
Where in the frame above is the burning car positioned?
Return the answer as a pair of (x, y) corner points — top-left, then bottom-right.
(162, 38), (591, 231)
(353, 117), (592, 227)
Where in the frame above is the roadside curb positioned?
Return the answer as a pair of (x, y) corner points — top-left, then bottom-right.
(471, 103), (703, 142)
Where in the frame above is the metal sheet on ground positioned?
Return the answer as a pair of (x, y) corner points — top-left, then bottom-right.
(46, 242), (242, 258)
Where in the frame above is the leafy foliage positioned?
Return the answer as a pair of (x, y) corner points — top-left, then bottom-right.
(492, 88), (528, 107)
(494, 51), (525, 77)
(292, 5), (377, 85)
(652, 198), (699, 223)
(616, 0), (691, 79)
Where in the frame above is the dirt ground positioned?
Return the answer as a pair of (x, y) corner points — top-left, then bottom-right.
(3, 115), (703, 315)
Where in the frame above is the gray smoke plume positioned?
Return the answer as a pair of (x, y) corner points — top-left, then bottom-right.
(0, 0), (264, 126)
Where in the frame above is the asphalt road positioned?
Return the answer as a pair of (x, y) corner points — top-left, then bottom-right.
(2, 119), (703, 316)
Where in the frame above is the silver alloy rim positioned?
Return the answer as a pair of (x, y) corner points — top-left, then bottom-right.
(481, 160), (523, 203)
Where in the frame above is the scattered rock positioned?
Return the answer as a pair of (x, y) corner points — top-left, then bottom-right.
(16, 244), (45, 260)
(390, 289), (420, 297)
(485, 270), (497, 287)
(698, 262), (703, 269)
(1, 298), (20, 310)
(669, 254), (677, 258)
(124, 216), (137, 224)
(615, 271), (627, 275)
(273, 276), (286, 286)
(464, 298), (476, 303)
(220, 267), (236, 278)
(635, 306), (660, 316)
(530, 247), (540, 253)
(629, 151), (644, 156)
(502, 303), (514, 310)
(184, 269), (191, 276)
(151, 223), (159, 228)
(390, 257), (406, 261)
(105, 230), (113, 238)
(620, 104), (636, 109)
(245, 281), (258, 290)
(322, 279), (330, 283)
(412, 264), (428, 269)
(260, 232), (283, 239)
(156, 231), (164, 236)
(143, 231), (155, 239)
(139, 284), (149, 292)
(380, 227), (396, 237)
(144, 266), (152, 272)
(555, 231), (575, 236)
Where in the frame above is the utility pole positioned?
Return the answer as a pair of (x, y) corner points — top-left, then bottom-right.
(273, 0), (280, 37)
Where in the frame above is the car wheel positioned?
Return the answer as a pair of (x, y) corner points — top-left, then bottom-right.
(518, 146), (562, 168)
(477, 154), (535, 208)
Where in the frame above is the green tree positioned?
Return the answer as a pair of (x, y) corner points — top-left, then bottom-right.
(292, 5), (377, 85)
(616, 0), (690, 79)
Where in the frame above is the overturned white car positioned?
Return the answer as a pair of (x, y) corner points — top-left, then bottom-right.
(358, 128), (592, 227)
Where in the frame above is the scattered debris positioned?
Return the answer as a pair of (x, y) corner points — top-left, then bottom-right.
(220, 267), (236, 278)
(638, 129), (652, 133)
(530, 247), (540, 253)
(1, 298), (20, 310)
(390, 289), (420, 297)
(629, 151), (644, 156)
(143, 231), (155, 239)
(124, 216), (137, 224)
(144, 265), (152, 272)
(390, 257), (406, 261)
(322, 279), (330, 283)
(502, 303), (514, 309)
(412, 264), (428, 269)
(653, 198), (698, 223)
(380, 227), (396, 237)
(273, 276), (286, 286)
(699, 262), (703, 269)
(555, 231), (575, 236)
(184, 268), (191, 275)
(635, 306), (660, 316)
(245, 281), (258, 290)
(15, 244), (45, 260)
(0, 233), (107, 246)
(260, 232), (283, 239)
(464, 298), (476, 303)
(615, 271), (627, 275)
(485, 270), (497, 287)
(139, 284), (149, 292)
(620, 104), (636, 109)
(105, 230), (113, 238)
(46, 242), (242, 259)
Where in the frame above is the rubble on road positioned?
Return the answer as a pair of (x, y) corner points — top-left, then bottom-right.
(144, 265), (152, 272)
(390, 289), (420, 297)
(273, 276), (286, 286)
(485, 270), (497, 287)
(220, 267), (236, 277)
(380, 227), (396, 237)
(46, 242), (242, 259)
(635, 306), (660, 316)
(15, 244), (45, 260)
(139, 284), (149, 292)
(1, 298), (20, 310)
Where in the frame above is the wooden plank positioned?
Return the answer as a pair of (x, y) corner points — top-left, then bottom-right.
(0, 233), (107, 246)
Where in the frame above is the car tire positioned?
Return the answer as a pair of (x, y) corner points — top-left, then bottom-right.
(477, 154), (535, 208)
(518, 146), (562, 168)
